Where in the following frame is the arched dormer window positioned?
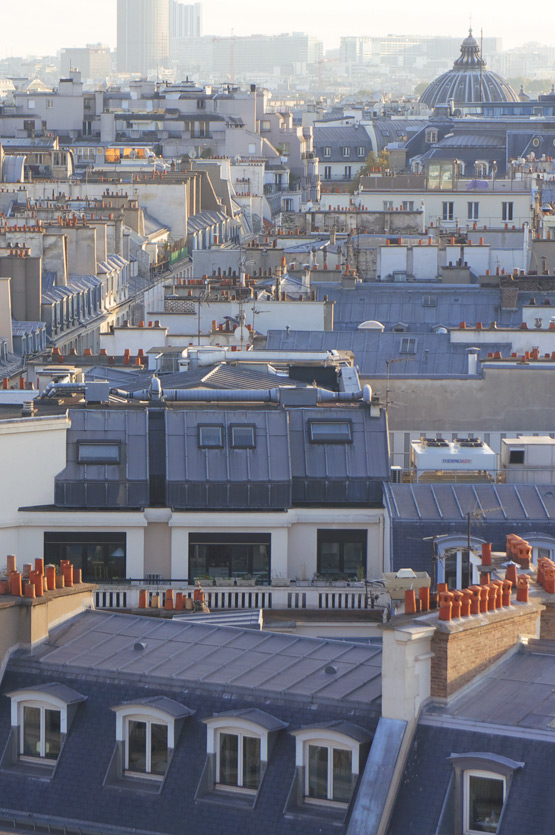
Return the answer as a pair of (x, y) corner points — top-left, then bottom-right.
(441, 752), (524, 835)
(108, 696), (193, 790)
(3, 682), (86, 775)
(199, 709), (287, 804)
(436, 535), (485, 589)
(287, 721), (372, 819)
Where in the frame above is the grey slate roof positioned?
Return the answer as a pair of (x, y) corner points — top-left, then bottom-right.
(207, 708), (288, 732)
(0, 610), (381, 835)
(313, 285), (532, 332)
(388, 722), (555, 835)
(165, 408), (292, 509)
(54, 408), (149, 508)
(53, 404), (389, 510)
(288, 407), (389, 504)
(265, 329), (511, 377)
(385, 483), (555, 521)
(26, 610), (383, 707)
(384, 483), (555, 574)
(425, 643), (555, 732)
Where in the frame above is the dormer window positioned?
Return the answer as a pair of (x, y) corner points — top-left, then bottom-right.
(200, 709), (287, 804)
(425, 129), (438, 144)
(323, 146), (331, 157)
(21, 705), (60, 761)
(464, 770), (505, 834)
(108, 697), (193, 790)
(342, 147), (351, 157)
(288, 722), (371, 817)
(306, 741), (353, 803)
(3, 683), (86, 775)
(445, 752), (523, 835)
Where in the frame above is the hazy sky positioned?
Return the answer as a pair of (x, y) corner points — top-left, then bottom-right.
(0, 0), (550, 57)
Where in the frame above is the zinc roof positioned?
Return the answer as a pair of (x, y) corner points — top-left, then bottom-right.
(29, 610), (383, 708)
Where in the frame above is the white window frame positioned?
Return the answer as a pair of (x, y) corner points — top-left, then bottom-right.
(215, 728), (261, 792)
(304, 739), (353, 805)
(113, 705), (175, 781)
(323, 146), (331, 157)
(502, 202), (514, 222)
(324, 166), (332, 180)
(342, 146), (350, 158)
(344, 165), (352, 179)
(204, 716), (269, 794)
(442, 201), (454, 221)
(124, 714), (168, 778)
(467, 201), (479, 220)
(357, 146), (366, 157)
(463, 769), (506, 835)
(18, 701), (62, 761)
(292, 729), (359, 807)
(437, 539), (482, 588)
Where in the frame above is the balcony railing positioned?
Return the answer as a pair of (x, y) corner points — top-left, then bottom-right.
(94, 582), (376, 612)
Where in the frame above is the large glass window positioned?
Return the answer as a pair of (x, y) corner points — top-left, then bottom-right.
(126, 719), (168, 777)
(306, 744), (353, 803)
(218, 732), (261, 791)
(464, 771), (505, 833)
(21, 706), (61, 761)
(317, 530), (367, 579)
(189, 533), (270, 583)
(44, 532), (126, 582)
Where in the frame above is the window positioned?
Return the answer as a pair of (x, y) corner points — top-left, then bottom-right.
(202, 711), (286, 802)
(260, 119), (271, 132)
(290, 725), (370, 814)
(509, 448), (525, 464)
(344, 165), (352, 179)
(475, 162), (488, 177)
(425, 128), (438, 144)
(126, 718), (168, 777)
(383, 200), (394, 210)
(28, 99), (35, 109)
(189, 533), (271, 583)
(218, 732), (261, 790)
(422, 295), (437, 307)
(324, 166), (332, 180)
(317, 530), (367, 578)
(77, 441), (120, 463)
(46, 99), (54, 109)
(342, 146), (350, 157)
(400, 336), (417, 354)
(358, 146), (366, 157)
(4, 684), (86, 774)
(44, 532), (126, 582)
(502, 202), (514, 221)
(230, 424), (255, 448)
(306, 743), (352, 803)
(309, 421), (352, 443)
(464, 771), (505, 834)
(323, 146), (331, 157)
(21, 705), (61, 761)
(401, 201), (414, 211)
(110, 699), (192, 786)
(442, 201), (454, 221)
(468, 201), (479, 220)
(198, 424), (224, 448)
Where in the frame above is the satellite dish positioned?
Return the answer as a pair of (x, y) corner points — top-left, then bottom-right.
(232, 326), (249, 344)
(358, 320), (384, 331)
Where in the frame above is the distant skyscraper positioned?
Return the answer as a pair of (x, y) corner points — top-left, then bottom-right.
(170, 1), (202, 39)
(117, 0), (170, 75)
